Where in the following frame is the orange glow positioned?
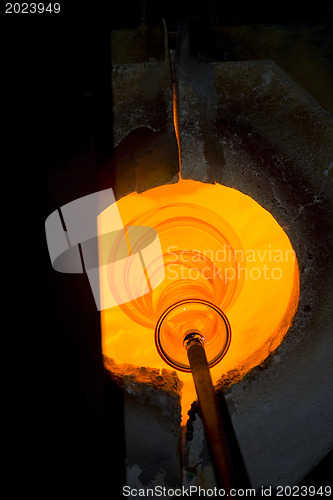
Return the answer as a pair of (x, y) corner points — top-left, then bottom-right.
(172, 78), (182, 177)
(99, 179), (299, 424)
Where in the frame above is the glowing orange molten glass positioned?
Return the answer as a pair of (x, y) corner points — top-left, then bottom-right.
(99, 179), (299, 423)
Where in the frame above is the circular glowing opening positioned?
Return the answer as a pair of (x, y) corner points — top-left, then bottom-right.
(99, 179), (300, 422)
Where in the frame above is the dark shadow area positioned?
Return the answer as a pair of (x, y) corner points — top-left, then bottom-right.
(107, 0), (333, 29)
(299, 449), (333, 487)
(2, 2), (126, 494)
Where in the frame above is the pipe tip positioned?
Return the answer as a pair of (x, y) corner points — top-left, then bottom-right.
(184, 331), (205, 350)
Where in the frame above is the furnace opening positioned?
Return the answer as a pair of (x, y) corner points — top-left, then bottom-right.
(99, 178), (299, 423)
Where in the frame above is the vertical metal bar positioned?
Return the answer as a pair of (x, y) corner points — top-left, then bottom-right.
(186, 338), (237, 492)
